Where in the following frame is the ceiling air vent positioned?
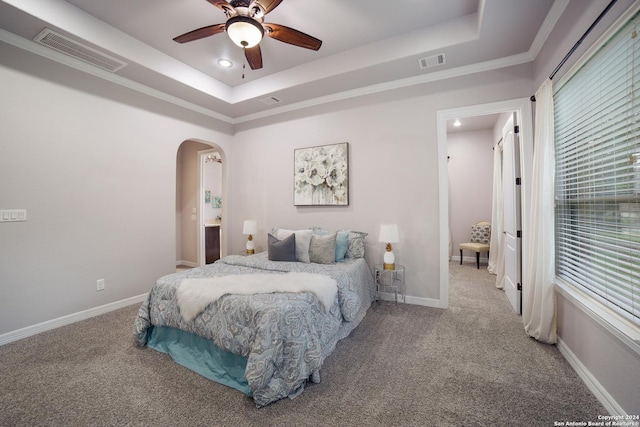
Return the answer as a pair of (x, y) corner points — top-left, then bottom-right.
(33, 28), (127, 73)
(418, 53), (446, 69)
(260, 96), (282, 106)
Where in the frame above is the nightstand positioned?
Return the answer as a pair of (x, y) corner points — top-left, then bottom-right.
(374, 264), (405, 305)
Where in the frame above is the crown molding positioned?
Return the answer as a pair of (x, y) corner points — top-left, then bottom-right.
(0, 28), (234, 124)
(528, 0), (570, 59)
(1, 27), (535, 127)
(232, 52), (533, 124)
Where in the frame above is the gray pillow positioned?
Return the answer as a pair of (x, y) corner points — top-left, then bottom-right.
(346, 231), (368, 258)
(268, 233), (296, 261)
(275, 228), (312, 263)
(309, 233), (336, 264)
(311, 227), (350, 262)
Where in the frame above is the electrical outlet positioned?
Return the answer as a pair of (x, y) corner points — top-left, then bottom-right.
(97, 279), (105, 291)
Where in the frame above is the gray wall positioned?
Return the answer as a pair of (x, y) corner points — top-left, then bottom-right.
(230, 64), (532, 303)
(447, 129), (494, 256)
(532, 0), (640, 415)
(0, 0), (638, 415)
(0, 41), (233, 334)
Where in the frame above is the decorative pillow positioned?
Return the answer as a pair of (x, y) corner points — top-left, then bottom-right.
(309, 233), (336, 264)
(470, 224), (491, 244)
(310, 227), (350, 262)
(346, 231), (368, 258)
(267, 233), (296, 262)
(334, 230), (350, 261)
(275, 228), (312, 263)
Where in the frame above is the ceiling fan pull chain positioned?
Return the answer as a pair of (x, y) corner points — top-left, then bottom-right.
(242, 57), (246, 79)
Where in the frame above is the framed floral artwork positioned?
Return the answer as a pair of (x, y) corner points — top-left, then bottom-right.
(294, 142), (349, 206)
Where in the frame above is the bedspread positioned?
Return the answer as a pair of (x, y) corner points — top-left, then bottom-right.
(133, 252), (375, 407)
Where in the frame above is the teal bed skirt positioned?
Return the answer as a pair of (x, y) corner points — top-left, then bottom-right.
(147, 326), (251, 396)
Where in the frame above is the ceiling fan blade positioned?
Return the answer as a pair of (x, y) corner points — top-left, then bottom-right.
(244, 45), (263, 70)
(264, 23), (322, 50)
(207, 0), (235, 15)
(173, 23), (226, 43)
(252, 0), (284, 15)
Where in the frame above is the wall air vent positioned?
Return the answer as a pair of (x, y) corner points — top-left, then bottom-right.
(418, 53), (446, 69)
(260, 96), (282, 106)
(33, 28), (127, 73)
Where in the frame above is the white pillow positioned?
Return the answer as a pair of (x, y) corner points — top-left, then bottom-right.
(276, 229), (312, 263)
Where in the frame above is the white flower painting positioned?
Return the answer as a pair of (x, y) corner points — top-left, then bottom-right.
(294, 142), (349, 206)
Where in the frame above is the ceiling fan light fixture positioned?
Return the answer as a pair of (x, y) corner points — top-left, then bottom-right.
(226, 16), (264, 48)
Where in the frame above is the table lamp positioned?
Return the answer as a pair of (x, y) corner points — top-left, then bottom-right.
(379, 224), (399, 270)
(243, 220), (257, 254)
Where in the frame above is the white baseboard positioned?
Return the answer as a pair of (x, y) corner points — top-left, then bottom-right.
(0, 293), (148, 346)
(377, 292), (447, 309)
(557, 338), (625, 416)
(176, 260), (197, 268)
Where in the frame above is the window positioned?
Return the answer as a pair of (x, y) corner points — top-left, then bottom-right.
(554, 11), (640, 329)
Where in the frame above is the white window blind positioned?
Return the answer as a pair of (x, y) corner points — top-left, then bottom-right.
(554, 12), (640, 327)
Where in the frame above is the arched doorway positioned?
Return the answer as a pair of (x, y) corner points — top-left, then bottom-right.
(176, 140), (227, 269)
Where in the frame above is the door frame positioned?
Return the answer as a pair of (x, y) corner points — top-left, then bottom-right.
(197, 147), (228, 266)
(501, 113), (523, 314)
(436, 98), (533, 309)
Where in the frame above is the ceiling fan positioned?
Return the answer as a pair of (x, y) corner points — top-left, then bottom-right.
(173, 0), (322, 70)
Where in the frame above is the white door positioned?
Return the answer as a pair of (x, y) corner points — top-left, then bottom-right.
(502, 114), (522, 314)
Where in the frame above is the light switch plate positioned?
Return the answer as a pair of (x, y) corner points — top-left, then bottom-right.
(0, 209), (27, 222)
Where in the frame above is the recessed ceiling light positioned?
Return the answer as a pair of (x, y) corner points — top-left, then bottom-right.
(217, 58), (233, 68)
(453, 119), (462, 127)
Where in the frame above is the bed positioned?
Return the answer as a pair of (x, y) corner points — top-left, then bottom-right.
(133, 230), (375, 407)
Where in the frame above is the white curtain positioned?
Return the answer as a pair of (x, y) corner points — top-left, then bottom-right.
(523, 79), (557, 344)
(488, 141), (505, 289)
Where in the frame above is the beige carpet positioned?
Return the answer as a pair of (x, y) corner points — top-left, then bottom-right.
(0, 262), (605, 426)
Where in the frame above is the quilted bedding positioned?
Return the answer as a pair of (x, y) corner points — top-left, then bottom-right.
(133, 252), (375, 407)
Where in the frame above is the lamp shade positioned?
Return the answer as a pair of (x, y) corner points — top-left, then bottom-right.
(378, 224), (399, 243)
(243, 220), (257, 235)
(226, 16), (264, 48)
(242, 219), (258, 234)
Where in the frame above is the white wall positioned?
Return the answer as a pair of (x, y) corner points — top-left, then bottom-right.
(230, 64), (533, 304)
(0, 41), (233, 334)
(447, 129), (494, 259)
